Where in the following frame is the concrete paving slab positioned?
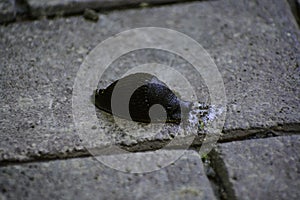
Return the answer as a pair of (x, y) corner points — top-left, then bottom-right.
(0, 0), (16, 23)
(26, 0), (189, 17)
(210, 135), (300, 200)
(0, 0), (299, 162)
(0, 150), (216, 200)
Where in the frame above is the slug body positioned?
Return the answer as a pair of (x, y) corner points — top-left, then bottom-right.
(95, 73), (192, 124)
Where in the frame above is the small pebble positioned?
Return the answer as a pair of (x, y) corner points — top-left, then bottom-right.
(140, 2), (149, 8)
(83, 9), (99, 22)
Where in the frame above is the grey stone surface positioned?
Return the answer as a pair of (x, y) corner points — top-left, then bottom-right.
(210, 135), (300, 200)
(0, 150), (216, 200)
(27, 0), (188, 17)
(0, 0), (299, 162)
(0, 0), (15, 23)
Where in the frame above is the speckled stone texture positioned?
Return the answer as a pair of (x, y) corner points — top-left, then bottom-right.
(0, 150), (216, 200)
(0, 0), (15, 23)
(0, 0), (299, 162)
(210, 135), (300, 200)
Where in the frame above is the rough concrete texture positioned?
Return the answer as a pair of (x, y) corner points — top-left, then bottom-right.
(0, 150), (216, 200)
(0, 0), (300, 162)
(210, 135), (300, 200)
(0, 0), (16, 23)
(26, 0), (189, 17)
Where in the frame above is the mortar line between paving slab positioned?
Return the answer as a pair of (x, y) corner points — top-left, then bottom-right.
(122, 123), (300, 152)
(202, 157), (227, 200)
(287, 0), (300, 27)
(219, 123), (300, 142)
(207, 150), (237, 200)
(1, 0), (215, 25)
(1, 128), (299, 167)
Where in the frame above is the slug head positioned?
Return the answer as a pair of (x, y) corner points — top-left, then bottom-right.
(95, 88), (113, 114)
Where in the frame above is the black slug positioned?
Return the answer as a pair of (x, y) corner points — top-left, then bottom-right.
(95, 73), (193, 124)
